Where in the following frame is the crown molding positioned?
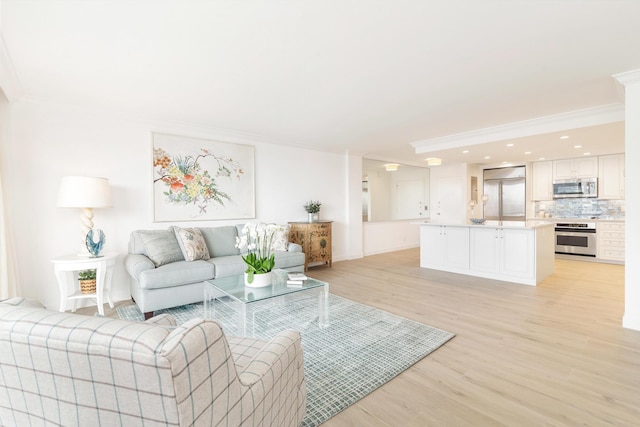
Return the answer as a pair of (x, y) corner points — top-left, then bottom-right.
(411, 104), (625, 153)
(613, 68), (640, 86)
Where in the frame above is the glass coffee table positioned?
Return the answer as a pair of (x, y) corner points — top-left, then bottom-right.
(203, 269), (329, 336)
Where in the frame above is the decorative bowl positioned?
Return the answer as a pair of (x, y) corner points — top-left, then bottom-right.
(470, 218), (486, 225)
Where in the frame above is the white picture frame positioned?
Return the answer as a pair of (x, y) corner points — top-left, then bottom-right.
(152, 132), (255, 222)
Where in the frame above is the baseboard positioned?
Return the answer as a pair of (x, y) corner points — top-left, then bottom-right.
(364, 244), (419, 257)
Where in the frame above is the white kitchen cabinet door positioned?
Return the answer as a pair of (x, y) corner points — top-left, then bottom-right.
(500, 228), (534, 278)
(553, 159), (575, 180)
(470, 227), (500, 273)
(598, 154), (625, 200)
(420, 226), (444, 268)
(573, 157), (598, 178)
(553, 157), (598, 180)
(443, 226), (470, 269)
(531, 161), (553, 201)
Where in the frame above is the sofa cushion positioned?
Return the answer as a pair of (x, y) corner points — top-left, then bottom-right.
(207, 255), (247, 278)
(200, 226), (240, 257)
(138, 260), (214, 290)
(138, 229), (184, 267)
(274, 250), (306, 269)
(174, 227), (210, 261)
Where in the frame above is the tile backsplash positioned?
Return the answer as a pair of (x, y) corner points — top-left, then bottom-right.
(534, 199), (625, 219)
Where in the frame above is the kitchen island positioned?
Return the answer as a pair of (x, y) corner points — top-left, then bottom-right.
(419, 221), (555, 285)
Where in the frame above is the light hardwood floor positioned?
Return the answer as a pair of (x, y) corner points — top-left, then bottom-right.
(88, 249), (640, 426)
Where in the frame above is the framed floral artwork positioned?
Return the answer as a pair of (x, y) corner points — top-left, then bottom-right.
(152, 132), (255, 222)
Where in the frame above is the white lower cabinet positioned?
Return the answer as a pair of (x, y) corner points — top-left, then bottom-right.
(470, 227), (533, 279)
(420, 225), (469, 270)
(597, 221), (625, 262)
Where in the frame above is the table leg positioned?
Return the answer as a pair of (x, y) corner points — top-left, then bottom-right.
(204, 283), (227, 320)
(104, 261), (115, 309)
(319, 282), (329, 328)
(55, 270), (67, 313)
(240, 303), (248, 336)
(96, 262), (106, 316)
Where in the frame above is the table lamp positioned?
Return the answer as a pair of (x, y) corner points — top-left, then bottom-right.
(57, 176), (112, 256)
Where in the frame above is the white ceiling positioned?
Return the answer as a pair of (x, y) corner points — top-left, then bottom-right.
(2, 0), (638, 167)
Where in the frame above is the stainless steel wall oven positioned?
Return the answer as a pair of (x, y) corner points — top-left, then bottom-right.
(554, 222), (597, 257)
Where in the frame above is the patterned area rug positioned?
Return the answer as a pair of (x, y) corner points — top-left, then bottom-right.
(117, 293), (455, 427)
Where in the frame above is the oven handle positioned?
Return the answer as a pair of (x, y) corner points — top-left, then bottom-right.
(554, 229), (596, 234)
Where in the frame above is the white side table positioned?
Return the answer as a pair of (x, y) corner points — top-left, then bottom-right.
(51, 253), (117, 316)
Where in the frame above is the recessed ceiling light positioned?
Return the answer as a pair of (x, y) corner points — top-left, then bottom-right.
(584, 152), (591, 156)
(426, 157), (442, 166)
(574, 145), (582, 149)
(539, 157), (545, 160)
(524, 151), (532, 155)
(502, 161), (509, 164)
(560, 135), (569, 139)
(484, 156), (491, 159)
(506, 143), (514, 147)
(462, 150), (469, 154)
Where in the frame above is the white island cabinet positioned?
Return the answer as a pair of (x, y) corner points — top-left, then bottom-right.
(419, 222), (555, 285)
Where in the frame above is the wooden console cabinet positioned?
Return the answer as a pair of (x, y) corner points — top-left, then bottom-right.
(289, 221), (332, 271)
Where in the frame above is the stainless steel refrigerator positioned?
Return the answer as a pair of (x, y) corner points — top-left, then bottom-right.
(483, 166), (526, 222)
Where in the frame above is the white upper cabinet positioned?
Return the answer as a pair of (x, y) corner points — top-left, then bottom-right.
(553, 156), (598, 180)
(598, 154), (625, 199)
(531, 161), (553, 201)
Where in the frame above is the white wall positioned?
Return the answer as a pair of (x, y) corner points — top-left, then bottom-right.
(429, 163), (469, 224)
(345, 153), (364, 260)
(6, 99), (350, 309)
(363, 221), (420, 256)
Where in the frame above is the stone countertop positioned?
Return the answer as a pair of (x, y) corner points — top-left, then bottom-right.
(529, 217), (625, 223)
(420, 221), (554, 230)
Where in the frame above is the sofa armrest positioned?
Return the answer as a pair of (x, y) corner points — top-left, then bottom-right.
(0, 297), (44, 308)
(237, 329), (303, 384)
(145, 313), (177, 327)
(237, 329), (306, 424)
(124, 253), (155, 279)
(287, 242), (303, 253)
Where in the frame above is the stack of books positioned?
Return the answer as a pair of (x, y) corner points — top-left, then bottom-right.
(287, 272), (308, 287)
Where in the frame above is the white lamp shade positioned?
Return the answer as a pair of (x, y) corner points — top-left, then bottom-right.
(57, 176), (112, 208)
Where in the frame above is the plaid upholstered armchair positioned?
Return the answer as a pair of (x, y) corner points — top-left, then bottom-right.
(0, 300), (306, 426)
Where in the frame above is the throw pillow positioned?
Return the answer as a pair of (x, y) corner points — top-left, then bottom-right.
(138, 229), (184, 267)
(270, 224), (291, 252)
(174, 227), (210, 261)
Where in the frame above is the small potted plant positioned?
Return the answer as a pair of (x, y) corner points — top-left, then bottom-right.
(304, 200), (321, 222)
(78, 269), (97, 294)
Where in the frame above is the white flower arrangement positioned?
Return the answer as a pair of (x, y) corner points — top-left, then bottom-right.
(235, 222), (284, 283)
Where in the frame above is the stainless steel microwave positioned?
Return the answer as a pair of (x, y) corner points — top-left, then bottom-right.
(553, 178), (598, 199)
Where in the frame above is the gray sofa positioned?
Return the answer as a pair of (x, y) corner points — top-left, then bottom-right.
(125, 224), (305, 319)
